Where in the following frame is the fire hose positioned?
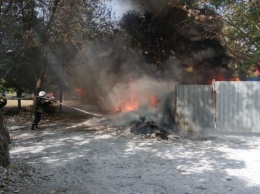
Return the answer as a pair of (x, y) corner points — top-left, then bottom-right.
(1, 96), (103, 118)
(57, 102), (103, 117)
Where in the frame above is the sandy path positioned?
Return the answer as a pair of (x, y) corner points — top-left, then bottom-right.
(4, 116), (260, 194)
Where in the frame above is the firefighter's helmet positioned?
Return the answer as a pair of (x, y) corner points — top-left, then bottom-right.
(39, 91), (46, 97)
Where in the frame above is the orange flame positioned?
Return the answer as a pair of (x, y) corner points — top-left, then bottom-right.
(208, 69), (241, 84)
(148, 95), (158, 107)
(229, 77), (240, 81)
(209, 76), (241, 84)
(113, 78), (159, 113)
(114, 95), (158, 113)
(122, 98), (139, 111)
(208, 74), (226, 84)
(115, 97), (139, 113)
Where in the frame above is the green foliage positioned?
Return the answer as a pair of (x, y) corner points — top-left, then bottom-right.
(0, 0), (43, 92)
(0, 79), (6, 93)
(200, 0), (260, 76)
(0, 0), (114, 94)
(241, 50), (260, 74)
(0, 79), (17, 95)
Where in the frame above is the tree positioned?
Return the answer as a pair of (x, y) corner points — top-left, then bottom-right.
(0, 0), (117, 113)
(0, 112), (10, 167)
(32, 0), (116, 96)
(0, 0), (44, 108)
(199, 0), (260, 77)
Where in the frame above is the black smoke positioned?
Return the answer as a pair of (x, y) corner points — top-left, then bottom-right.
(120, 0), (232, 84)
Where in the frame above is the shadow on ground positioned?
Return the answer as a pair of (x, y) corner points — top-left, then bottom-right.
(5, 115), (260, 194)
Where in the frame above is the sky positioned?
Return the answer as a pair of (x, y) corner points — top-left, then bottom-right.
(103, 0), (139, 21)
(102, 0), (170, 21)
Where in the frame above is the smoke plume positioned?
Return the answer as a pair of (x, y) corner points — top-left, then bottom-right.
(69, 0), (231, 128)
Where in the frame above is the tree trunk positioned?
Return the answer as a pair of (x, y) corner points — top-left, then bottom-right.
(59, 84), (63, 112)
(33, 0), (60, 100)
(0, 112), (10, 167)
(35, 47), (48, 96)
(17, 89), (22, 109)
(32, 0), (60, 113)
(32, 48), (48, 115)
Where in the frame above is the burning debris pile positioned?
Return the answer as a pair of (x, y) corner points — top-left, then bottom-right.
(70, 0), (231, 137)
(131, 121), (169, 140)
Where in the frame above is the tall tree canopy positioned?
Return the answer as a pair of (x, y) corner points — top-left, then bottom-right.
(1, 0), (259, 96)
(199, 0), (260, 77)
(0, 0), (41, 93)
(0, 0), (114, 95)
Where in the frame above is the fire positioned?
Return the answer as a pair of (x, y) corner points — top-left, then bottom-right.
(114, 97), (139, 113)
(230, 77), (240, 81)
(207, 69), (240, 84)
(114, 95), (158, 113)
(122, 98), (139, 112)
(113, 78), (159, 113)
(209, 76), (240, 84)
(148, 95), (158, 107)
(75, 87), (85, 97)
(208, 72), (226, 84)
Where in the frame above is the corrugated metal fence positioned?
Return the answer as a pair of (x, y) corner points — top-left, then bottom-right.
(176, 85), (214, 132)
(175, 82), (260, 133)
(215, 81), (260, 132)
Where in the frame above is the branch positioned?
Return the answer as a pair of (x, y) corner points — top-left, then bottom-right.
(249, 0), (260, 19)
(0, 1), (13, 22)
(15, 0), (33, 16)
(223, 16), (249, 39)
(44, 0), (60, 40)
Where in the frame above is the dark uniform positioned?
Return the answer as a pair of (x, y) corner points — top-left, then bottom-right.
(0, 93), (10, 144)
(0, 93), (7, 109)
(31, 94), (51, 130)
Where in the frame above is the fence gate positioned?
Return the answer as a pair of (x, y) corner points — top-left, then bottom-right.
(215, 81), (260, 133)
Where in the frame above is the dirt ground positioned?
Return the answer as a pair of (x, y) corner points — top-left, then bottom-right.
(1, 111), (260, 194)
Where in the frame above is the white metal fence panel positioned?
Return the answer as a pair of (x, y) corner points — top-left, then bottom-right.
(215, 81), (260, 132)
(176, 85), (214, 132)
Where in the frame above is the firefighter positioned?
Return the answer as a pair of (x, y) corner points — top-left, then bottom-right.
(31, 91), (51, 130)
(0, 93), (7, 109)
